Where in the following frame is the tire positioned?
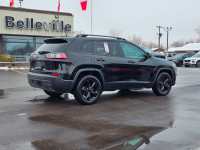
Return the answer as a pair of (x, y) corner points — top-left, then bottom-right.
(185, 65), (189, 67)
(43, 90), (63, 98)
(196, 61), (200, 67)
(176, 61), (182, 67)
(73, 75), (102, 105)
(152, 72), (172, 96)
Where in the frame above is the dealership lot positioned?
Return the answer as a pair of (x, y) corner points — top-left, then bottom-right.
(0, 67), (200, 150)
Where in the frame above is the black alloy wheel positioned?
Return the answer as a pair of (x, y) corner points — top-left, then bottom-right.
(43, 90), (63, 98)
(152, 72), (172, 96)
(196, 61), (200, 67)
(74, 75), (102, 105)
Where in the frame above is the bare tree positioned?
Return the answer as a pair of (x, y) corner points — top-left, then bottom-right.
(195, 25), (200, 38)
(127, 34), (143, 46)
(109, 28), (122, 37)
(142, 41), (157, 48)
(171, 40), (186, 47)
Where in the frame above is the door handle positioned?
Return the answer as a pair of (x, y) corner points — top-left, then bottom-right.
(128, 60), (135, 63)
(96, 58), (101, 61)
(96, 58), (105, 61)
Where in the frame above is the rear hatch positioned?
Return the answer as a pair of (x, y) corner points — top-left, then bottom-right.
(30, 38), (74, 77)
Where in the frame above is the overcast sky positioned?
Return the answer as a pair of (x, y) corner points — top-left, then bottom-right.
(1, 0), (200, 45)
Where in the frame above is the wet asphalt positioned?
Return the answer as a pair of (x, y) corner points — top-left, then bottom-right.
(0, 68), (200, 150)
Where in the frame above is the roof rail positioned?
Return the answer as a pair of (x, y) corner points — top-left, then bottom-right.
(75, 34), (127, 41)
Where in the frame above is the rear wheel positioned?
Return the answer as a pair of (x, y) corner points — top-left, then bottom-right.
(185, 65), (189, 67)
(73, 75), (102, 105)
(43, 90), (63, 98)
(196, 61), (200, 67)
(152, 72), (172, 96)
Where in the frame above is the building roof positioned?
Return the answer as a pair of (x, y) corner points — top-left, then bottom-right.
(0, 6), (73, 16)
(166, 47), (182, 52)
(176, 43), (200, 51)
(165, 43), (200, 52)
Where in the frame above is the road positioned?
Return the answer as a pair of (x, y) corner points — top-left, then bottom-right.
(0, 68), (200, 150)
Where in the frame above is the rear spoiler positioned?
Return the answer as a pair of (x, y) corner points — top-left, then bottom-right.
(44, 38), (69, 44)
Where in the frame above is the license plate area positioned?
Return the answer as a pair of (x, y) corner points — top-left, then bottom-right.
(35, 61), (44, 70)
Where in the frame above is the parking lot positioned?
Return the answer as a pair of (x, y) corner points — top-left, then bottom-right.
(0, 67), (200, 150)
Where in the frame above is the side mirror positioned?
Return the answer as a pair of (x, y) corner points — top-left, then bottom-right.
(146, 53), (151, 59)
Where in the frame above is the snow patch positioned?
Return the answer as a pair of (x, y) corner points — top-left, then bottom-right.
(0, 67), (9, 70)
(0, 67), (29, 70)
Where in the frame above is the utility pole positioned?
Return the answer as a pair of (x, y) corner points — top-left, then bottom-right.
(156, 26), (164, 51)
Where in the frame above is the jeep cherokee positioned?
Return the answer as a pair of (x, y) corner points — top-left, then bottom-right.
(28, 34), (177, 105)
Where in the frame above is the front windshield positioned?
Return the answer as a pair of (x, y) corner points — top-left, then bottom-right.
(140, 46), (153, 53)
(192, 54), (200, 58)
(172, 53), (185, 58)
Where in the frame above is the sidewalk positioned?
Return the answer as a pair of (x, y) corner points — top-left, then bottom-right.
(0, 62), (29, 70)
(0, 62), (30, 68)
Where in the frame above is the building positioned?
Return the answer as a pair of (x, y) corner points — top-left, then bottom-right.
(165, 43), (200, 53)
(0, 6), (74, 62)
(152, 48), (164, 53)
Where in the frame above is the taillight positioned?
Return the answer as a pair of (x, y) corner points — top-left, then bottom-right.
(46, 53), (67, 59)
(51, 73), (59, 76)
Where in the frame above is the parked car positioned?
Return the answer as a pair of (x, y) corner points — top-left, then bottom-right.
(28, 34), (177, 105)
(164, 53), (176, 59)
(140, 46), (166, 59)
(184, 53), (200, 67)
(168, 53), (194, 67)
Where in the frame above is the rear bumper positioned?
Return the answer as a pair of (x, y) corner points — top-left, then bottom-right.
(27, 72), (74, 93)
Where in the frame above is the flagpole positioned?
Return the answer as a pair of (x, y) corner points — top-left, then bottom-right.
(91, 0), (93, 34)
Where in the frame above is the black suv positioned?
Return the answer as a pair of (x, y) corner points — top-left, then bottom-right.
(28, 34), (177, 105)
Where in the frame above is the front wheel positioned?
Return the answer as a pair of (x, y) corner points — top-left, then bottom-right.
(196, 61), (200, 67)
(73, 75), (102, 105)
(43, 90), (63, 98)
(152, 72), (172, 96)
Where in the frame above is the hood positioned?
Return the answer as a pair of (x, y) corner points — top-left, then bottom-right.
(184, 57), (200, 61)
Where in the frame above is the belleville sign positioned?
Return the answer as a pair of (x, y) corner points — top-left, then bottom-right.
(5, 16), (72, 32)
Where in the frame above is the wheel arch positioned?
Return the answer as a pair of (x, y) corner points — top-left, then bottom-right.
(71, 68), (105, 92)
(153, 68), (174, 85)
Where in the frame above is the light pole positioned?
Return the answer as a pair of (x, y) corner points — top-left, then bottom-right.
(19, 0), (23, 8)
(91, 0), (93, 34)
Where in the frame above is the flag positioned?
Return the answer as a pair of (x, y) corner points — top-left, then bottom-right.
(58, 0), (60, 12)
(10, 0), (14, 7)
(80, 0), (87, 11)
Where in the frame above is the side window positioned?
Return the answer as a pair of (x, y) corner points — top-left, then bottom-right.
(119, 42), (145, 59)
(79, 41), (94, 54)
(189, 53), (194, 57)
(95, 41), (120, 57)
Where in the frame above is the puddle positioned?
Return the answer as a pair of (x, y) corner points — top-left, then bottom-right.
(29, 127), (166, 150)
(28, 93), (75, 104)
(29, 114), (170, 150)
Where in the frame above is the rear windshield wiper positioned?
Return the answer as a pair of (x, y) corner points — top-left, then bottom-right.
(38, 51), (51, 55)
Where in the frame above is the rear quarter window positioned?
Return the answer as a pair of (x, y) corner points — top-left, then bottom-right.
(79, 41), (94, 54)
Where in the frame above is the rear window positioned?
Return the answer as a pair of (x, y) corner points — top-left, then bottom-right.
(35, 43), (68, 53)
(35, 38), (73, 53)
